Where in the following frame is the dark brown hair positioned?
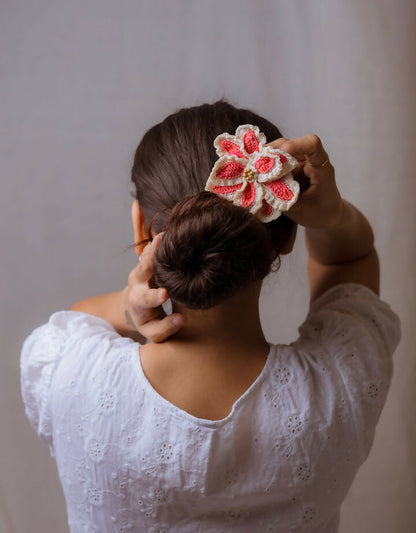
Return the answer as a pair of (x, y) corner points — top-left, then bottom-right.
(153, 191), (276, 309)
(131, 100), (295, 309)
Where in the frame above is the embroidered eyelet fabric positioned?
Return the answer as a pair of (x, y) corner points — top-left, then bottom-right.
(20, 283), (400, 533)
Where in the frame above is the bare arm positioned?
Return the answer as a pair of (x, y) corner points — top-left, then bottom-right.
(70, 290), (146, 342)
(305, 200), (379, 301)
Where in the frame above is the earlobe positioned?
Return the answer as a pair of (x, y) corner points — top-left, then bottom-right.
(131, 200), (149, 255)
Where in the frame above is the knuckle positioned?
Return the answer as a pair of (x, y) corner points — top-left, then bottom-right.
(142, 242), (152, 256)
(143, 293), (153, 307)
(148, 290), (160, 308)
(130, 285), (143, 304)
(141, 264), (152, 278)
(309, 134), (322, 147)
(127, 270), (136, 286)
(151, 331), (163, 343)
(128, 289), (139, 307)
(282, 139), (295, 152)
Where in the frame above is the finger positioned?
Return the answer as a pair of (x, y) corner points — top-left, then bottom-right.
(152, 232), (165, 248)
(135, 305), (166, 325)
(270, 135), (329, 168)
(266, 137), (289, 149)
(125, 303), (166, 332)
(267, 137), (307, 164)
(129, 284), (168, 310)
(139, 313), (185, 343)
(135, 240), (158, 283)
(134, 232), (166, 284)
(288, 135), (328, 168)
(127, 244), (156, 287)
(127, 244), (152, 285)
(292, 165), (311, 194)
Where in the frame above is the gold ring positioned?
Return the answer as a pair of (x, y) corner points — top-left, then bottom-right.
(320, 156), (329, 167)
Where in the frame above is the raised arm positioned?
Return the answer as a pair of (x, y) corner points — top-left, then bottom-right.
(269, 135), (379, 302)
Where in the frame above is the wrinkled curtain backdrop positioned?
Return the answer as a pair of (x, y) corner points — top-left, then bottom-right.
(1, 0), (415, 531)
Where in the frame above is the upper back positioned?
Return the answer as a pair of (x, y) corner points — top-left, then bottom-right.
(138, 341), (270, 420)
(21, 284), (400, 532)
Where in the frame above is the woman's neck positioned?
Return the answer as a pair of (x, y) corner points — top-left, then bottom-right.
(139, 282), (270, 420)
(167, 282), (268, 354)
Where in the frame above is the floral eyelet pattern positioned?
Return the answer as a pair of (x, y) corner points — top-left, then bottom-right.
(87, 487), (103, 506)
(205, 124), (300, 222)
(99, 391), (116, 413)
(20, 283), (400, 532)
(302, 505), (316, 523)
(86, 438), (105, 462)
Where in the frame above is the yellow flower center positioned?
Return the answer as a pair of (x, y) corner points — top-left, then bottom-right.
(244, 168), (255, 181)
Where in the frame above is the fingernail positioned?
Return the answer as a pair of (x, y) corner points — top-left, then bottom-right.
(172, 316), (182, 326)
(158, 289), (166, 300)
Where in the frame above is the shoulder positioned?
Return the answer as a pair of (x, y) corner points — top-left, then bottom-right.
(21, 310), (128, 366)
(20, 311), (132, 449)
(294, 283), (401, 395)
(20, 311), (122, 394)
(298, 283), (401, 357)
(263, 283), (400, 395)
(288, 283), (400, 459)
(262, 285), (400, 469)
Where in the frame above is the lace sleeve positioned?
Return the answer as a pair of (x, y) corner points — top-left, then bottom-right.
(297, 283), (401, 460)
(20, 311), (118, 453)
(306, 283), (401, 357)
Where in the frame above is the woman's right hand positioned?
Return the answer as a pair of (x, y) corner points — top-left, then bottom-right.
(269, 134), (343, 229)
(122, 235), (185, 343)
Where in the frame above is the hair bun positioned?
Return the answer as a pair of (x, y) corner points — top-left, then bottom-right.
(153, 191), (275, 310)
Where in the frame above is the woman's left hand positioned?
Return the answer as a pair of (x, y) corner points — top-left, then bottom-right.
(122, 235), (185, 343)
(269, 135), (342, 229)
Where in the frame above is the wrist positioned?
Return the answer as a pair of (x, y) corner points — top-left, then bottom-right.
(120, 286), (138, 332)
(326, 198), (347, 229)
(305, 200), (374, 265)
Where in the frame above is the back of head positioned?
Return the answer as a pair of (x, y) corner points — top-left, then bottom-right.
(153, 191), (275, 309)
(131, 100), (295, 309)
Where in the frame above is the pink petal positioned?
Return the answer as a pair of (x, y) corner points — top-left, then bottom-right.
(216, 160), (245, 179)
(254, 157), (275, 174)
(243, 130), (259, 154)
(219, 139), (247, 159)
(265, 179), (294, 201)
(241, 182), (256, 208)
(262, 200), (273, 216)
(212, 183), (242, 195)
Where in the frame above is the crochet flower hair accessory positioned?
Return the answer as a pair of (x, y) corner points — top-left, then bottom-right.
(205, 124), (300, 222)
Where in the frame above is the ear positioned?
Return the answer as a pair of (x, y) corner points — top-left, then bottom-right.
(131, 200), (150, 255)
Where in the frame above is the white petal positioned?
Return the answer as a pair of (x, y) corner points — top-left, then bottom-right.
(213, 132), (248, 159)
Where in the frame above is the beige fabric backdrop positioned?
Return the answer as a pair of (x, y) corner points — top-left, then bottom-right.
(1, 1), (414, 531)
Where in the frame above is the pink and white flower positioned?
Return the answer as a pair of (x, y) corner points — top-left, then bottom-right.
(205, 125), (299, 222)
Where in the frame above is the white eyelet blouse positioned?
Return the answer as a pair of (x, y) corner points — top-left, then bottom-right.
(20, 284), (400, 533)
